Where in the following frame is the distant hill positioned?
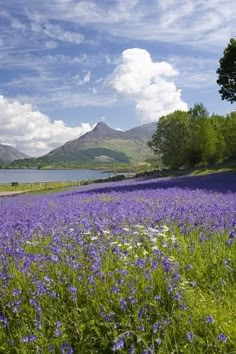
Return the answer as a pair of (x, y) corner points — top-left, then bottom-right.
(41, 121), (157, 164)
(0, 144), (28, 163)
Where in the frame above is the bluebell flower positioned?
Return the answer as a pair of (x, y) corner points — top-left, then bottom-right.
(153, 295), (161, 301)
(128, 344), (135, 354)
(0, 314), (8, 327)
(119, 298), (127, 311)
(112, 337), (124, 351)
(217, 333), (227, 343)
(21, 335), (36, 343)
(185, 331), (194, 342)
(203, 315), (214, 324)
(152, 322), (160, 333)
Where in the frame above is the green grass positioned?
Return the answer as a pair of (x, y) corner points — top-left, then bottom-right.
(0, 226), (235, 353)
(0, 181), (84, 193)
(135, 159), (236, 179)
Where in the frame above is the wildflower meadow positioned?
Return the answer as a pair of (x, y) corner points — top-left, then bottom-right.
(0, 173), (235, 353)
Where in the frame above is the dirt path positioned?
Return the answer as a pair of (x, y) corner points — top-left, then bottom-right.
(0, 191), (28, 197)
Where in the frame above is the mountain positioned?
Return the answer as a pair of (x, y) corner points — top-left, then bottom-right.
(41, 121), (157, 164)
(0, 144), (28, 163)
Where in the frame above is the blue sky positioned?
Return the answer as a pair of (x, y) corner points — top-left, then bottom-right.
(0, 0), (235, 156)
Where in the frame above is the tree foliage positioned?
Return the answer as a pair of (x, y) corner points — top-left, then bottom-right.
(217, 38), (236, 103)
(223, 112), (236, 158)
(148, 111), (190, 169)
(149, 104), (236, 169)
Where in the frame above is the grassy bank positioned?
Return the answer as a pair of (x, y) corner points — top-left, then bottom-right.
(0, 181), (83, 193)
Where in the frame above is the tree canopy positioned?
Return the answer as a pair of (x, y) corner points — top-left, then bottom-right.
(148, 104), (235, 169)
(216, 38), (236, 103)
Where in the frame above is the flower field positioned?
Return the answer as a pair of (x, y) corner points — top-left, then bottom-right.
(0, 173), (235, 353)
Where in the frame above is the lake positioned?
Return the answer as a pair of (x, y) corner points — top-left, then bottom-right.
(0, 169), (114, 184)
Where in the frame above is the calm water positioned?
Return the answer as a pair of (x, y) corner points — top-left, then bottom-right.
(0, 169), (114, 184)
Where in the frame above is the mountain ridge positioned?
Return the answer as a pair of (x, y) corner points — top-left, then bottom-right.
(0, 144), (28, 163)
(41, 121), (157, 164)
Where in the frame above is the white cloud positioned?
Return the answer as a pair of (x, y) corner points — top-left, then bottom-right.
(43, 23), (84, 44)
(168, 56), (218, 89)
(21, 0), (235, 49)
(72, 71), (91, 86)
(17, 91), (116, 110)
(0, 95), (92, 156)
(31, 20), (84, 44)
(108, 48), (188, 123)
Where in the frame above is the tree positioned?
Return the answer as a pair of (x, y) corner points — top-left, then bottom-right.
(217, 38), (236, 103)
(223, 112), (236, 158)
(189, 103), (209, 120)
(148, 111), (190, 169)
(209, 114), (226, 162)
(187, 104), (217, 165)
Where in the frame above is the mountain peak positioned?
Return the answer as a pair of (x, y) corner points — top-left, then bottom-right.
(90, 121), (122, 138)
(95, 121), (109, 128)
(0, 144), (28, 162)
(93, 121), (111, 132)
(41, 121), (156, 164)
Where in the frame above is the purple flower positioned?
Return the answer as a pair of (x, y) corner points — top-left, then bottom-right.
(128, 345), (135, 354)
(203, 315), (214, 324)
(217, 333), (227, 343)
(153, 295), (161, 301)
(137, 325), (144, 331)
(48, 344), (55, 352)
(0, 314), (8, 327)
(162, 258), (174, 273)
(185, 264), (192, 271)
(185, 331), (194, 342)
(178, 303), (187, 310)
(29, 299), (41, 312)
(68, 286), (77, 301)
(135, 258), (144, 268)
(111, 286), (119, 294)
(60, 341), (73, 354)
(119, 298), (127, 311)
(152, 322), (160, 333)
(112, 337), (124, 351)
(128, 296), (136, 305)
(21, 335), (36, 343)
(11, 288), (21, 297)
(68, 286), (76, 293)
(173, 292), (181, 301)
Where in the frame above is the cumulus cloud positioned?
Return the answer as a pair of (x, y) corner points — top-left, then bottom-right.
(0, 95), (92, 157)
(108, 48), (188, 123)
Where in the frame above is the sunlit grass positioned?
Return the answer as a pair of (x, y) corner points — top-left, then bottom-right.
(0, 181), (84, 193)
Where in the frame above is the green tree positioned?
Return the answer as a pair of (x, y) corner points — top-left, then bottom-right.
(223, 112), (236, 158)
(148, 110), (190, 169)
(188, 104), (217, 165)
(217, 38), (236, 103)
(189, 103), (209, 119)
(209, 114), (226, 162)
